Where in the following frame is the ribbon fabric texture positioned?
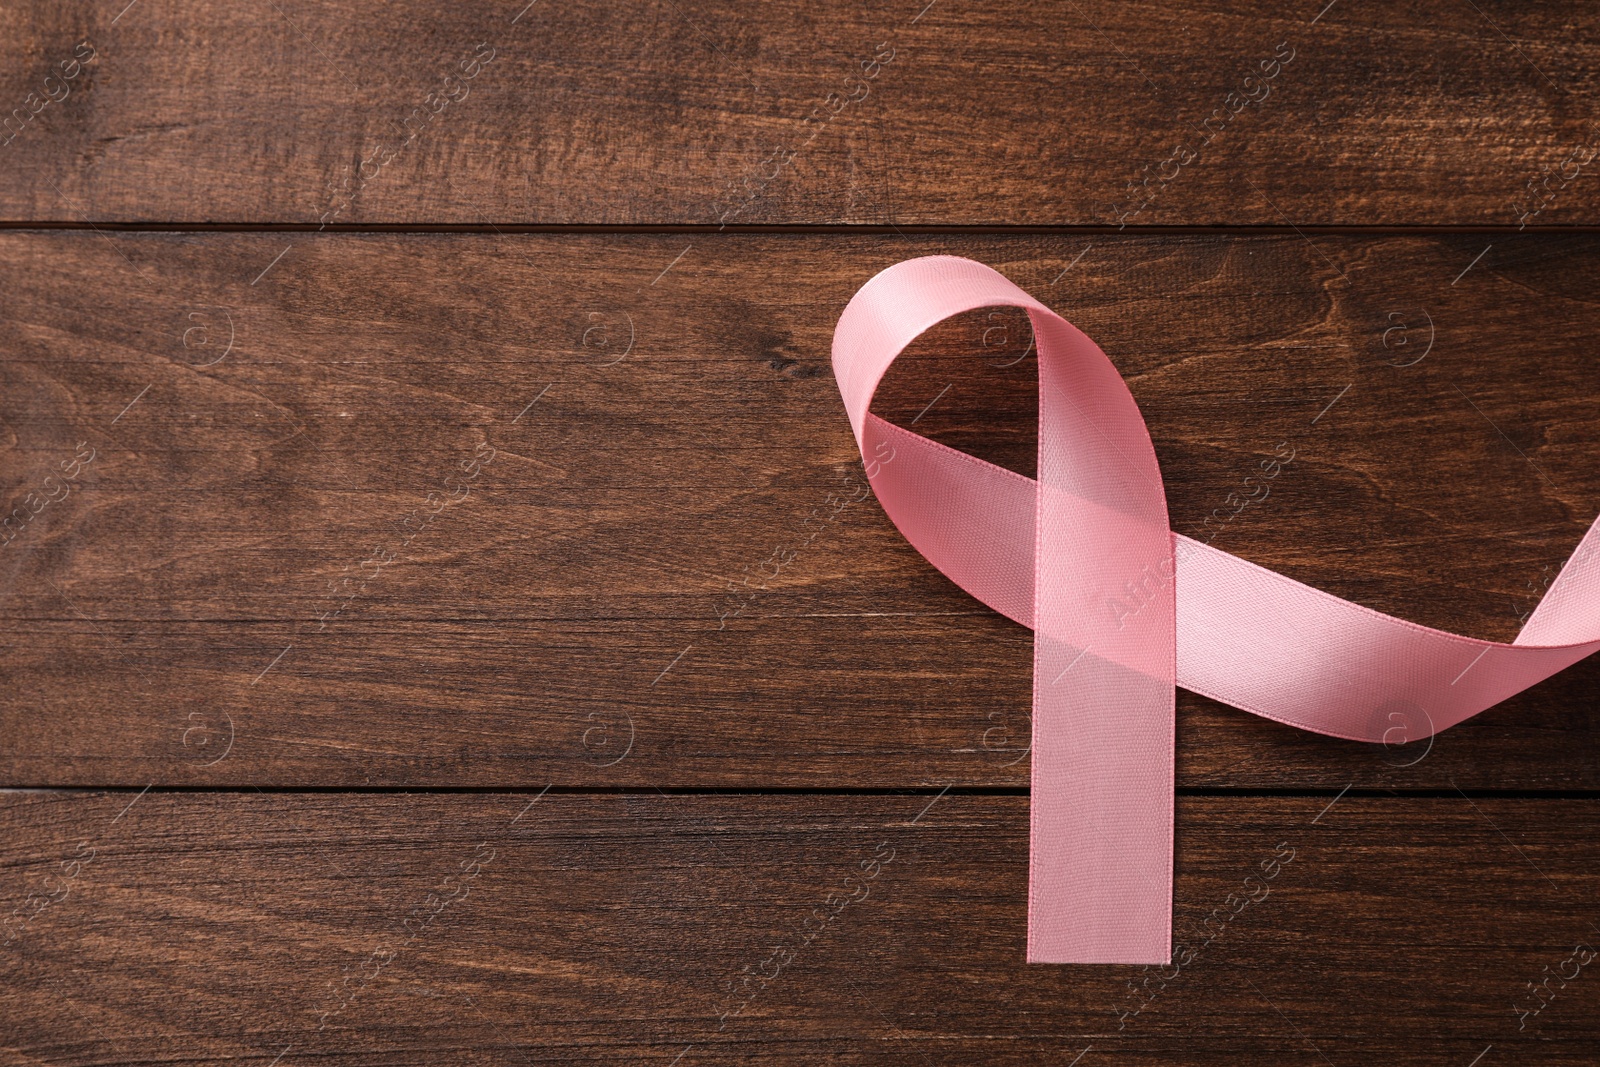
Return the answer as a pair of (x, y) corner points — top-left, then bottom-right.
(831, 255), (1600, 965)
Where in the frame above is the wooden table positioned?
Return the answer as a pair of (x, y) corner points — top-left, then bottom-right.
(3, 2), (1599, 1063)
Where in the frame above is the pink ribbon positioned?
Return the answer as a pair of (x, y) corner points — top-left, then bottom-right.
(831, 255), (1600, 964)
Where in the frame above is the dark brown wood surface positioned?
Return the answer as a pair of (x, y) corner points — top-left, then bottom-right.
(4, 0), (1600, 1062)
(4, 0), (1600, 225)
(1, 231), (1597, 790)
(3, 791), (1599, 1065)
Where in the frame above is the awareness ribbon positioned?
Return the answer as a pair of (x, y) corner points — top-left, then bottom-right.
(831, 255), (1600, 964)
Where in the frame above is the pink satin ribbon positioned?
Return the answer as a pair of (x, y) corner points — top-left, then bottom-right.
(831, 255), (1600, 964)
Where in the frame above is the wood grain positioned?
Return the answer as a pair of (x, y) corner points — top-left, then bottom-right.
(2, 230), (1597, 789)
(4, 0), (1598, 1055)
(2, 791), (1597, 1065)
(3, 1), (1600, 225)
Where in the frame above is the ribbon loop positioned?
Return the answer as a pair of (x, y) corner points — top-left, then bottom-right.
(831, 255), (1600, 965)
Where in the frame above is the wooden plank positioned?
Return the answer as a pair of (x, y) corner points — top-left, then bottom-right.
(1, 231), (1597, 789)
(4, 1), (1600, 225)
(1, 791), (1597, 1064)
